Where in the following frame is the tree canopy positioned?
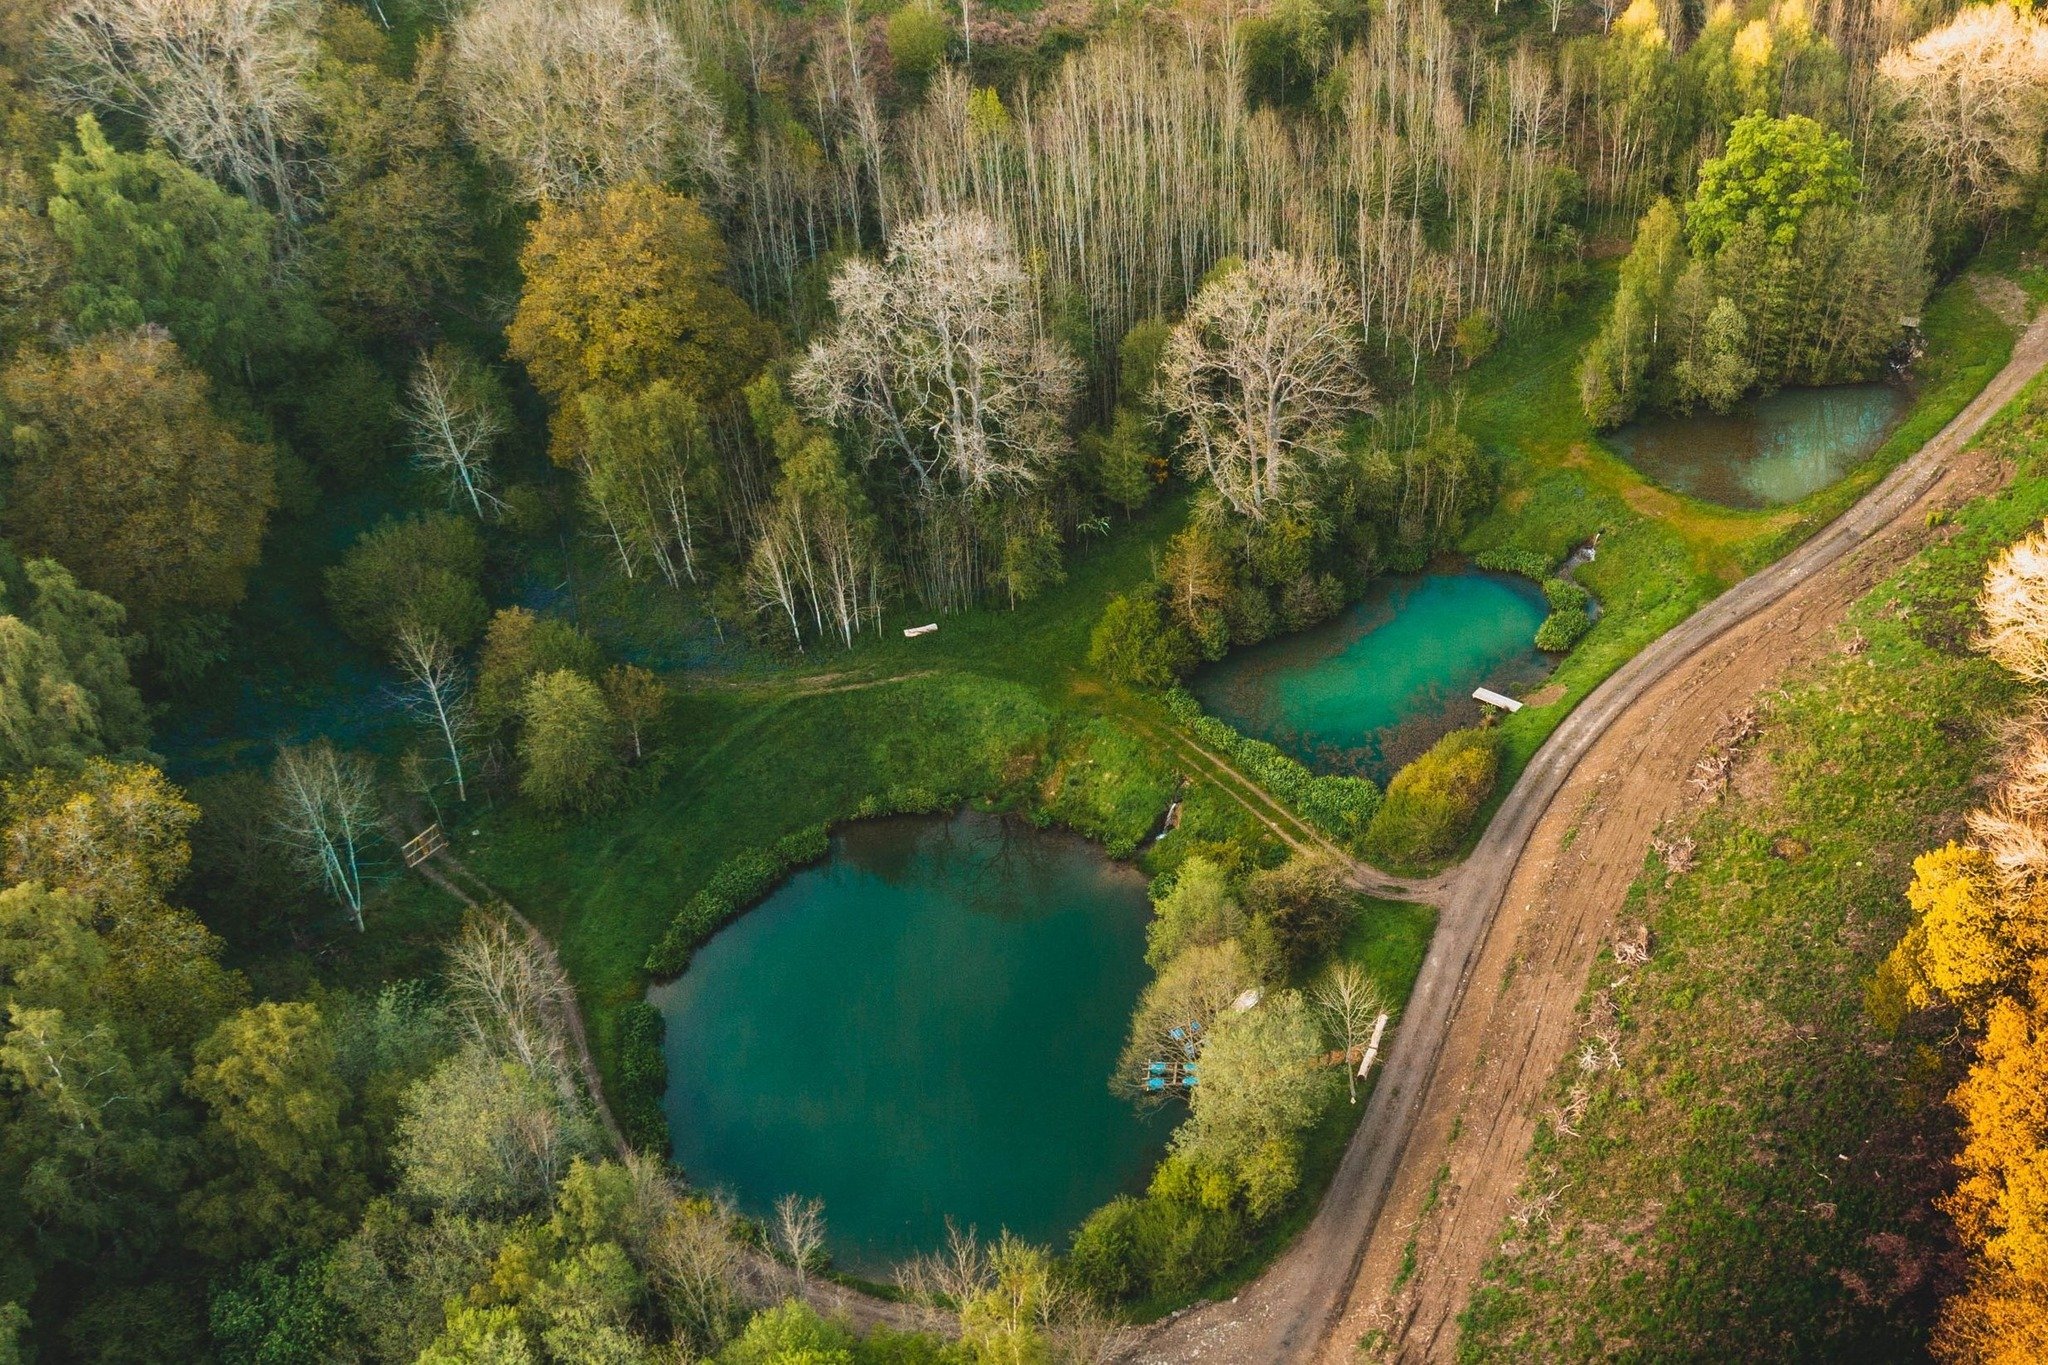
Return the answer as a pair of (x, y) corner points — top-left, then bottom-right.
(1686, 111), (1859, 253)
(507, 181), (767, 462)
(2, 327), (275, 620)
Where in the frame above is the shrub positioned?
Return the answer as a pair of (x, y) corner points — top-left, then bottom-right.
(1243, 854), (1352, 972)
(286, 347), (397, 478)
(1535, 606), (1592, 652)
(1472, 547), (1553, 580)
(1091, 592), (1196, 689)
(1067, 1188), (1244, 1305)
(645, 824), (830, 977)
(477, 607), (604, 727)
(1364, 727), (1501, 867)
(1164, 690), (1380, 842)
(324, 512), (486, 650)
(1536, 575), (1594, 652)
(1541, 577), (1589, 613)
(614, 1001), (668, 1155)
(1455, 310), (1499, 369)
(885, 2), (949, 80)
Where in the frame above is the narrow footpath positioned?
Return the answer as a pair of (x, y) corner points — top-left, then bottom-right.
(1122, 310), (2048, 1363)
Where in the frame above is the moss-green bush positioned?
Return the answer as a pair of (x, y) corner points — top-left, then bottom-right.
(614, 1001), (668, 1155)
(1534, 606), (1592, 652)
(1164, 690), (1380, 841)
(1473, 547), (1553, 579)
(1364, 727), (1501, 866)
(1541, 576), (1590, 613)
(324, 512), (486, 651)
(884, 2), (950, 80)
(1067, 1188), (1245, 1305)
(644, 824), (830, 977)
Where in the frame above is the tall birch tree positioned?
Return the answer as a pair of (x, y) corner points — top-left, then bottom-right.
(271, 741), (378, 931)
(391, 622), (475, 804)
(402, 346), (508, 521)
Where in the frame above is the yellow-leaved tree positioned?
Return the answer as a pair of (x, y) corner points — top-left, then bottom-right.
(506, 180), (769, 464)
(1881, 842), (2020, 1021)
(1936, 975), (2048, 1362)
(1886, 520), (2048, 1359)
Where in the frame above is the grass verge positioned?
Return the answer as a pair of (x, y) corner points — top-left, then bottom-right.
(1456, 374), (2048, 1361)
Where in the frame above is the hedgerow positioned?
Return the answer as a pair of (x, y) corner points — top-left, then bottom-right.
(644, 823), (831, 977)
(1164, 690), (1380, 841)
(614, 1001), (669, 1154)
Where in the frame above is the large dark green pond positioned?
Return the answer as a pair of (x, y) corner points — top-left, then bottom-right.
(1605, 382), (1909, 509)
(1189, 568), (1552, 783)
(650, 811), (1170, 1271)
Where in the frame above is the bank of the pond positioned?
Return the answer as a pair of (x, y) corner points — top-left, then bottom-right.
(650, 809), (1172, 1273)
(1456, 267), (2016, 813)
(1187, 567), (1552, 785)
(1605, 381), (1910, 509)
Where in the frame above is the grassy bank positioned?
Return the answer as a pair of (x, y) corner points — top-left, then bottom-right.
(1456, 375), (2048, 1360)
(1464, 268), (2012, 781)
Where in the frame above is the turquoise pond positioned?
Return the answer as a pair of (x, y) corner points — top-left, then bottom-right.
(650, 811), (1171, 1271)
(1604, 382), (1910, 509)
(1189, 568), (1553, 783)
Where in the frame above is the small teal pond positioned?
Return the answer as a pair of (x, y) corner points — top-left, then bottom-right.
(1605, 383), (1909, 509)
(650, 811), (1170, 1272)
(1189, 568), (1552, 783)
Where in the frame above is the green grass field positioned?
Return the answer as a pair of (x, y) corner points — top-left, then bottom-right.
(1456, 374), (2048, 1361)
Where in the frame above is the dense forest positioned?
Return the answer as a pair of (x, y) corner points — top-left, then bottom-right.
(0, 0), (2045, 1360)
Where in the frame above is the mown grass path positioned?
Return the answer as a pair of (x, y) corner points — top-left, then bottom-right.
(1121, 310), (2048, 1364)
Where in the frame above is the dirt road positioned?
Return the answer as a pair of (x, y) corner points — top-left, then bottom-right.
(1123, 309), (2048, 1364)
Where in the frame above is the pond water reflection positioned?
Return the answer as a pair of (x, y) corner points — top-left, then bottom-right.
(1604, 383), (1909, 509)
(650, 810), (1169, 1272)
(1189, 568), (1552, 784)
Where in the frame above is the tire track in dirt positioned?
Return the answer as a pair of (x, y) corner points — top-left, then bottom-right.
(1124, 310), (2048, 1364)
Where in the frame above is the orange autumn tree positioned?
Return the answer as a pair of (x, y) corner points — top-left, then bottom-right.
(1935, 973), (2048, 1364)
(1883, 520), (2048, 1359)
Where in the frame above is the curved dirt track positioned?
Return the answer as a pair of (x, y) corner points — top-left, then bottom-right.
(1124, 309), (2048, 1364)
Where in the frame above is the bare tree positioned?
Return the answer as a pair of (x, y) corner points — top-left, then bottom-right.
(772, 1193), (827, 1297)
(899, 1223), (1120, 1362)
(44, 0), (322, 220)
(403, 348), (506, 521)
(444, 910), (575, 1090)
(271, 740), (378, 930)
(1977, 523), (2048, 683)
(1311, 961), (1387, 1104)
(392, 622), (476, 802)
(896, 1220), (990, 1338)
(1158, 251), (1372, 523)
(646, 1189), (748, 1350)
(1880, 3), (2048, 220)
(792, 210), (1080, 501)
(447, 0), (726, 203)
